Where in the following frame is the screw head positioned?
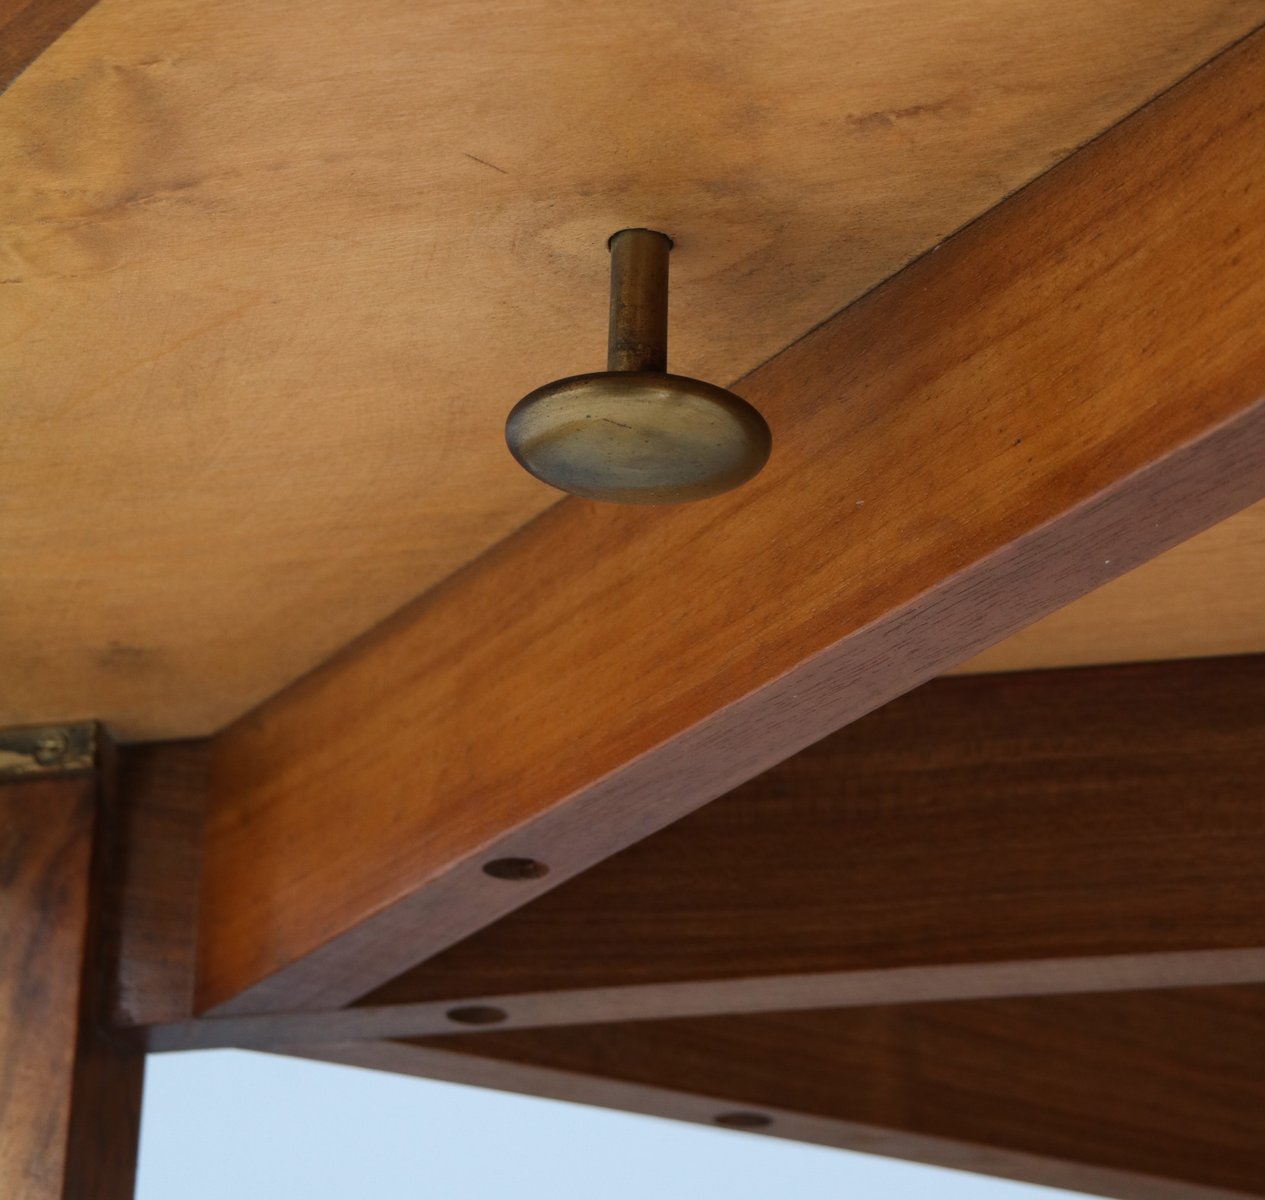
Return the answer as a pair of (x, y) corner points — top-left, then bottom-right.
(714, 1111), (773, 1130)
(446, 1005), (508, 1026)
(483, 857), (550, 881)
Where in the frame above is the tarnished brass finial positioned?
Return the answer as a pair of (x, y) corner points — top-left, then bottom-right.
(505, 229), (772, 504)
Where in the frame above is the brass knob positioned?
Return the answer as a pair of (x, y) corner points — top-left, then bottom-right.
(505, 229), (772, 504)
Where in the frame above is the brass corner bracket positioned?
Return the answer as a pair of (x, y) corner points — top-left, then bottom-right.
(0, 723), (99, 779)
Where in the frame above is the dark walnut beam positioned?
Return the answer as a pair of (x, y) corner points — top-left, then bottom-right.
(146, 657), (1265, 1050)
(0, 0), (99, 92)
(346, 657), (1265, 1027)
(107, 742), (211, 1029)
(0, 764), (143, 1200)
(199, 28), (1265, 1015)
(296, 988), (1265, 1200)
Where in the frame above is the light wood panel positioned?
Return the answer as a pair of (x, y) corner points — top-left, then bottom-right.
(2, 0), (1263, 738)
(299, 987), (1265, 1200)
(196, 26), (1265, 1017)
(0, 775), (144, 1200)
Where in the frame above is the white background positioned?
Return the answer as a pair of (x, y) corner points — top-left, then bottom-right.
(137, 1050), (1083, 1199)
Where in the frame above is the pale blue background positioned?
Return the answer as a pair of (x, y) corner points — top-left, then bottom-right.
(137, 1050), (1082, 1199)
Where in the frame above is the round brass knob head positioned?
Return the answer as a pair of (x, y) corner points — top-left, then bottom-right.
(505, 372), (772, 505)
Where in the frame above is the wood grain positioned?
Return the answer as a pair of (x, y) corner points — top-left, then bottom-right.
(144, 657), (1265, 1048)
(2, 0), (1263, 738)
(351, 657), (1265, 1025)
(0, 0), (98, 93)
(958, 499), (1265, 673)
(197, 25), (1265, 1015)
(107, 741), (209, 1027)
(300, 988), (1265, 1200)
(0, 777), (143, 1200)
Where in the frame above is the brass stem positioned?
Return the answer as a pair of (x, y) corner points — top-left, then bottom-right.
(607, 228), (671, 373)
